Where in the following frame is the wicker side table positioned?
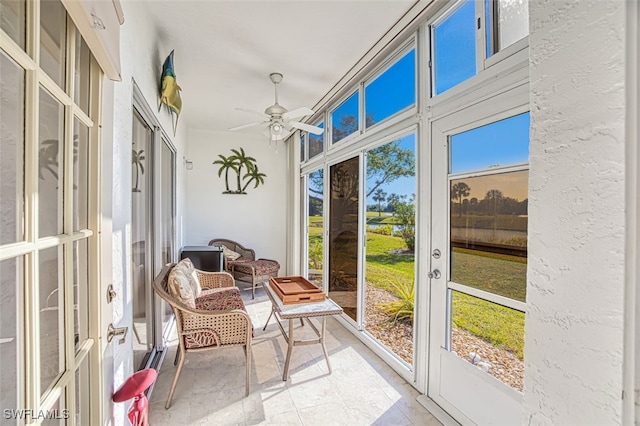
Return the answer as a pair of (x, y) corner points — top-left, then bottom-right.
(262, 281), (343, 381)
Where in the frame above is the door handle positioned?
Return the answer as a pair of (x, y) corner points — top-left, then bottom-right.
(107, 323), (128, 344)
(428, 269), (441, 279)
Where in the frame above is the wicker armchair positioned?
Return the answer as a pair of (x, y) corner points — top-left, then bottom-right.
(153, 261), (252, 409)
(209, 238), (280, 299)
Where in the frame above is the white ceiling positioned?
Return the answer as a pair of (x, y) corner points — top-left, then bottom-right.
(143, 1), (416, 133)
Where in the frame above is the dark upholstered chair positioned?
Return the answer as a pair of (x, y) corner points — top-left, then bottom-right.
(209, 238), (280, 299)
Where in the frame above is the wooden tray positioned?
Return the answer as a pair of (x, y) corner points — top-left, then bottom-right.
(270, 276), (325, 304)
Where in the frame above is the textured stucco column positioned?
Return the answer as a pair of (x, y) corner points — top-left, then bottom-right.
(525, 1), (626, 424)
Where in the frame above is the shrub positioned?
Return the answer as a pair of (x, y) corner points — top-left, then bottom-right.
(379, 279), (415, 321)
(366, 224), (393, 235)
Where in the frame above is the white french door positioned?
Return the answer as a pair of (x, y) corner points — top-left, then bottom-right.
(427, 94), (530, 425)
(0, 0), (103, 423)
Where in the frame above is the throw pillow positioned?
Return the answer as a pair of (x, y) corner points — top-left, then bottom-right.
(177, 258), (202, 297)
(223, 246), (242, 261)
(167, 267), (195, 308)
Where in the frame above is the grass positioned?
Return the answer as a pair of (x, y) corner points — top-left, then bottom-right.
(452, 291), (525, 360)
(452, 248), (527, 302)
(306, 224), (526, 360)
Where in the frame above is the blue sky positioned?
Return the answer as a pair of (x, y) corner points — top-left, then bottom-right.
(337, 0), (530, 207)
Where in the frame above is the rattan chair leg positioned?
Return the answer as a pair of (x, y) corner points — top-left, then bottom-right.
(165, 352), (186, 409)
(173, 346), (181, 366)
(245, 344), (251, 396)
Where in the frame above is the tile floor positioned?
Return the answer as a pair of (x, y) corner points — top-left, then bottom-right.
(148, 284), (442, 426)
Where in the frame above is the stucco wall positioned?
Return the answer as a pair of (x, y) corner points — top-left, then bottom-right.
(524, 1), (625, 424)
(184, 129), (288, 272)
(109, 1), (188, 423)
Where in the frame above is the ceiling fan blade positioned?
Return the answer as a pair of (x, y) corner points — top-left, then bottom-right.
(290, 121), (324, 135)
(229, 121), (267, 131)
(283, 107), (314, 120)
(234, 107), (268, 118)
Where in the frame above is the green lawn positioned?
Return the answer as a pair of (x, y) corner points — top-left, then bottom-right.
(365, 233), (414, 292)
(306, 228), (526, 360)
(452, 291), (525, 360)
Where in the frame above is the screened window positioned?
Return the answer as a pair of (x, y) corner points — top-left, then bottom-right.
(300, 132), (306, 162)
(365, 48), (416, 127)
(309, 121), (324, 159)
(486, 0), (529, 57)
(432, 0), (476, 95)
(331, 93), (359, 144)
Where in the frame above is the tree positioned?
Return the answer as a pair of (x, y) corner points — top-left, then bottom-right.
(391, 196), (415, 251)
(372, 188), (387, 216)
(485, 189), (504, 216)
(451, 182), (470, 217)
(366, 140), (415, 197)
(308, 122), (414, 199)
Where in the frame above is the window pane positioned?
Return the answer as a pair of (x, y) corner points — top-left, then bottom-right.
(132, 109), (152, 369)
(75, 360), (90, 424)
(0, 257), (21, 421)
(328, 157), (359, 320)
(309, 121), (324, 159)
(450, 112), (530, 174)
(158, 140), (175, 343)
(40, 246), (63, 395)
(74, 35), (91, 114)
(39, 87), (64, 238)
(300, 132), (306, 162)
(364, 135), (416, 365)
(365, 49), (415, 127)
(73, 119), (89, 231)
(498, 0), (528, 50)
(450, 290), (524, 391)
(40, 0), (67, 89)
(307, 169), (323, 287)
(433, 0), (477, 95)
(331, 93), (358, 144)
(450, 170), (528, 302)
(485, 0), (493, 58)
(73, 239), (89, 351)
(0, 52), (25, 244)
(0, 0), (26, 49)
(41, 394), (67, 424)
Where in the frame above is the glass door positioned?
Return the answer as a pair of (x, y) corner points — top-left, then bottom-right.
(428, 109), (530, 425)
(363, 134), (416, 366)
(328, 156), (361, 321)
(131, 92), (177, 371)
(131, 109), (153, 369)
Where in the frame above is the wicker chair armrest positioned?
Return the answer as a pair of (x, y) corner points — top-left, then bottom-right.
(195, 270), (235, 289)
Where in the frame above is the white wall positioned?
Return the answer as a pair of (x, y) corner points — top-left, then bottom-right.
(524, 1), (626, 424)
(107, 1), (188, 424)
(184, 129), (288, 271)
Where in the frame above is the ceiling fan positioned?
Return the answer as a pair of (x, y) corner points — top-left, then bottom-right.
(229, 73), (324, 148)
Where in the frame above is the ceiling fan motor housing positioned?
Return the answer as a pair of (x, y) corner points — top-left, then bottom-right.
(264, 103), (287, 117)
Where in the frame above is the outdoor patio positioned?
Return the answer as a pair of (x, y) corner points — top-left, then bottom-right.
(147, 285), (442, 426)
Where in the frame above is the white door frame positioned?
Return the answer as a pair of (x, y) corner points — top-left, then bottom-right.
(426, 83), (529, 425)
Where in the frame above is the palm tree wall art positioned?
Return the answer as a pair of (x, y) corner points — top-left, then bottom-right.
(212, 147), (266, 194)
